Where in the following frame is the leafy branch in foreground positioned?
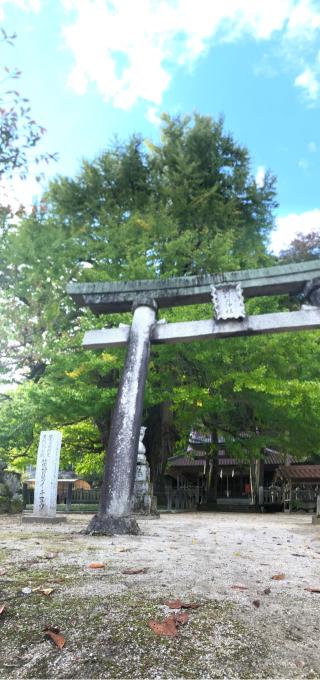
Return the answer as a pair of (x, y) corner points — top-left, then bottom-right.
(0, 27), (57, 217)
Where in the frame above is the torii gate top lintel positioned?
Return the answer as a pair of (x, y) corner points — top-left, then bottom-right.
(67, 259), (320, 315)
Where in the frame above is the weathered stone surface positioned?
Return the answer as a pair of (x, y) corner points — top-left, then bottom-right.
(33, 431), (62, 518)
(83, 514), (141, 535)
(303, 277), (320, 306)
(0, 482), (9, 497)
(0, 497), (9, 513)
(133, 427), (158, 515)
(98, 304), (157, 520)
(0, 461), (22, 514)
(211, 282), (246, 320)
(67, 259), (320, 313)
(84, 309), (320, 348)
(10, 495), (23, 513)
(22, 514), (67, 524)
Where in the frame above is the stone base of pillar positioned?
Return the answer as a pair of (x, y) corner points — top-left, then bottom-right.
(312, 515), (320, 524)
(132, 513), (159, 520)
(132, 490), (159, 516)
(83, 514), (141, 535)
(22, 514), (67, 524)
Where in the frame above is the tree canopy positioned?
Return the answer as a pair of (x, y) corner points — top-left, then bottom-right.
(0, 112), (319, 478)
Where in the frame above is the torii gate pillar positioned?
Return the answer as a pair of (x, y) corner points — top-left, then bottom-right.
(86, 298), (157, 535)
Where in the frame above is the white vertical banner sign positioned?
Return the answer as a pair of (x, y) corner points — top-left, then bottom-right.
(33, 431), (62, 517)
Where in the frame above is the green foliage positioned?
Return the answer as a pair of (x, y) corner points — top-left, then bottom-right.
(166, 329), (320, 460)
(0, 112), (319, 474)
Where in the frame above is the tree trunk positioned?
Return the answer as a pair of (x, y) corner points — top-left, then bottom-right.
(205, 430), (218, 505)
(144, 401), (178, 487)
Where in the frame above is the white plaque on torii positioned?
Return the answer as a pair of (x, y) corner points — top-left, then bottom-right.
(211, 283), (246, 321)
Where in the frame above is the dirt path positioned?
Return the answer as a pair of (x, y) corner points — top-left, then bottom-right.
(0, 511), (319, 679)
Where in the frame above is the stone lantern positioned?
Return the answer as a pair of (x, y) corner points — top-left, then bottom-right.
(133, 427), (157, 515)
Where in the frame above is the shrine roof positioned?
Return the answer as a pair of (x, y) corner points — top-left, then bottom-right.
(263, 449), (294, 465)
(168, 456), (205, 467)
(168, 454), (244, 467)
(168, 448), (294, 468)
(276, 465), (320, 482)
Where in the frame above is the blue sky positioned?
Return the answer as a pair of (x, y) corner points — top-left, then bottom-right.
(1, 0), (320, 253)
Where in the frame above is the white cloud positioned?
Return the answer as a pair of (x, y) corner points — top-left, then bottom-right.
(58, 0), (320, 111)
(270, 209), (320, 253)
(286, 0), (320, 41)
(146, 106), (162, 127)
(298, 158), (309, 169)
(3, 0), (320, 111)
(295, 63), (320, 100)
(255, 165), (266, 188)
(308, 141), (317, 152)
(0, 174), (44, 215)
(0, 0), (41, 18)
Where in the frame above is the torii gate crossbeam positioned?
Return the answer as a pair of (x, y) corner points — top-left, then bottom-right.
(67, 259), (320, 535)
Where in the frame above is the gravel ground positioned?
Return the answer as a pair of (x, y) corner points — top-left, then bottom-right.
(0, 511), (319, 679)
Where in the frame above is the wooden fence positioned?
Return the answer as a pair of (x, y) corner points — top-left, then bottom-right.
(71, 489), (100, 504)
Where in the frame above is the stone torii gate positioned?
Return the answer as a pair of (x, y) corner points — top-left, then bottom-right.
(67, 259), (320, 534)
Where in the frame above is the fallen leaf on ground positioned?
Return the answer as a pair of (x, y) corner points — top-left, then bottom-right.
(191, 538), (198, 544)
(291, 554), (306, 558)
(122, 567), (148, 575)
(263, 588), (271, 595)
(0, 568), (6, 576)
(174, 612), (189, 625)
(271, 574), (285, 580)
(304, 587), (320, 593)
(43, 625), (60, 633)
(164, 599), (200, 609)
(295, 659), (305, 668)
(0, 604), (6, 616)
(148, 611), (190, 637)
(148, 617), (177, 637)
(253, 600), (260, 608)
(230, 585), (249, 591)
(164, 599), (183, 609)
(41, 588), (55, 596)
(44, 630), (65, 649)
(114, 547), (130, 553)
(88, 562), (105, 569)
(33, 587), (55, 596)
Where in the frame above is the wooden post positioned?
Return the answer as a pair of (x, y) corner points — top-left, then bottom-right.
(66, 482), (73, 512)
(22, 483), (28, 509)
(289, 481), (293, 513)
